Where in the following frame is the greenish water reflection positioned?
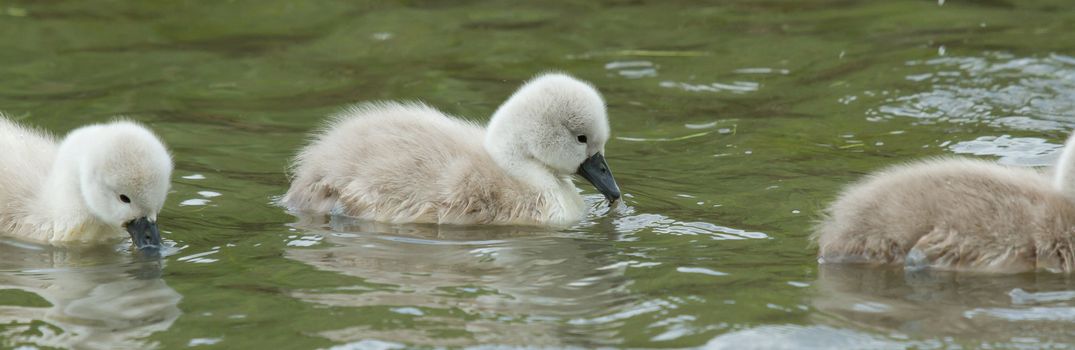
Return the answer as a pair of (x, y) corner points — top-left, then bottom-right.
(1, 0), (1074, 348)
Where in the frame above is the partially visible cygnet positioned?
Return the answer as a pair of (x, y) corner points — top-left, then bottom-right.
(283, 73), (621, 227)
(815, 133), (1075, 273)
(0, 116), (172, 249)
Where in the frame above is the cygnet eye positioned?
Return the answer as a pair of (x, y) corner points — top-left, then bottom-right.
(577, 135), (587, 144)
(119, 194), (131, 203)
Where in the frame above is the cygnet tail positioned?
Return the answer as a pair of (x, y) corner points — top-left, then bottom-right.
(1053, 131), (1075, 196)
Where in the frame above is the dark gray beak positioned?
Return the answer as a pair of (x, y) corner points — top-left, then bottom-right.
(126, 217), (162, 250)
(576, 152), (621, 205)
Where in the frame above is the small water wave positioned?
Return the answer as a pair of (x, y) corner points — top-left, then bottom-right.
(676, 266), (728, 276)
(1010, 288), (1075, 305)
(605, 60), (657, 79)
(176, 248), (220, 263)
(567, 298), (674, 326)
(654, 66), (788, 94)
(733, 67), (790, 75)
(613, 213), (768, 240)
(659, 80), (759, 94)
(964, 307), (1075, 322)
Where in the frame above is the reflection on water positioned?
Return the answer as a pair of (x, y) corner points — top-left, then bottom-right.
(285, 203), (769, 347)
(707, 266), (1075, 350)
(0, 240), (181, 350)
(8, 0), (1075, 347)
(285, 215), (630, 347)
(810, 265), (1075, 349)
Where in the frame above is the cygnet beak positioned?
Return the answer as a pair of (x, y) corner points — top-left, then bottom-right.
(125, 217), (162, 251)
(576, 152), (622, 206)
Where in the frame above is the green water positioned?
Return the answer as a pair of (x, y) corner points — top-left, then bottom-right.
(2, 1), (1075, 349)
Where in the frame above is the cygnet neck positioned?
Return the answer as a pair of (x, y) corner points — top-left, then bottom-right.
(1055, 132), (1075, 198)
(484, 112), (584, 226)
(485, 133), (569, 193)
(34, 130), (103, 240)
(484, 91), (571, 194)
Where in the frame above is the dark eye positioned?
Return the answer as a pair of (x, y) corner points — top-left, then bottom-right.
(119, 194), (131, 203)
(577, 135), (587, 143)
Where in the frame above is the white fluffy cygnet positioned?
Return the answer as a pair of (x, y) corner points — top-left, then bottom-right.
(0, 116), (172, 248)
(815, 133), (1075, 273)
(283, 73), (621, 227)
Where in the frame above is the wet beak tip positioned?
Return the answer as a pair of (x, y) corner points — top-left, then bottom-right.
(125, 217), (163, 250)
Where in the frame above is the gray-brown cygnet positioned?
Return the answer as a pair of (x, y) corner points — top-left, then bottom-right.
(815, 134), (1075, 273)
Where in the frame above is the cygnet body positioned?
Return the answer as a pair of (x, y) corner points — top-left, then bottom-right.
(815, 134), (1075, 273)
(283, 73), (621, 227)
(0, 116), (172, 248)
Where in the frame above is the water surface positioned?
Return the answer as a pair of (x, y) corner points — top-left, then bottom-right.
(1, 0), (1074, 348)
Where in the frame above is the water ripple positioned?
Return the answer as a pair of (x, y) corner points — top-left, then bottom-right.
(1010, 288), (1075, 305)
(567, 298), (675, 326)
(948, 135), (1062, 166)
(964, 307), (1075, 322)
(660, 80), (759, 94)
(613, 213), (768, 240)
(868, 52), (1075, 131)
(605, 60), (657, 79)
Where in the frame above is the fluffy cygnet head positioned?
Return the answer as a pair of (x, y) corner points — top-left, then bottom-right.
(484, 73), (621, 203)
(61, 121), (173, 249)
